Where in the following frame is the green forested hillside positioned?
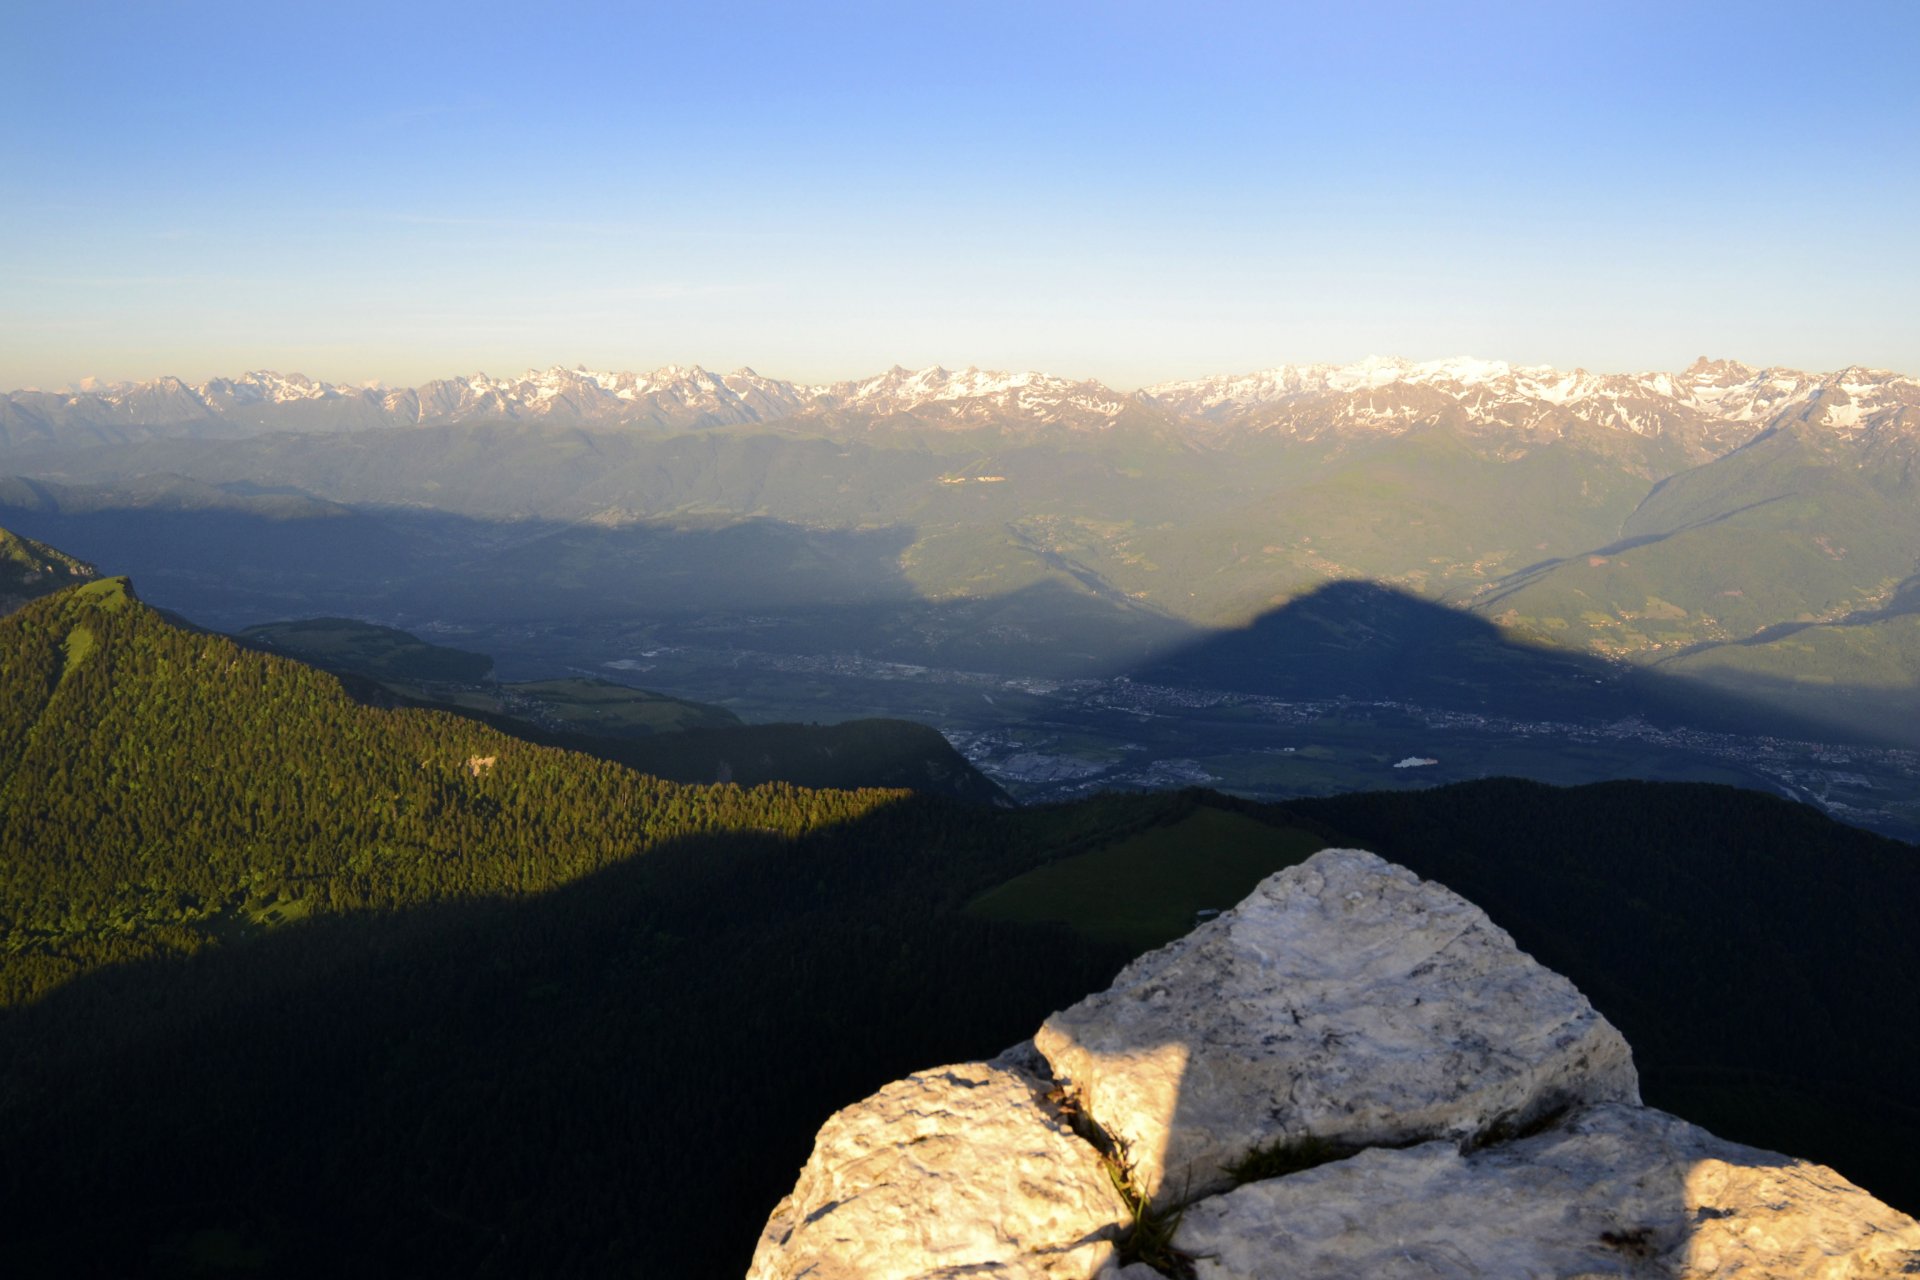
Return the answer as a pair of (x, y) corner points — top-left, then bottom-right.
(0, 578), (896, 1006)
(488, 714), (1013, 805)
(230, 617), (1007, 800)
(3, 778), (1915, 1278)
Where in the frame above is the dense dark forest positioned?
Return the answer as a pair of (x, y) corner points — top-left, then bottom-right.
(3, 579), (1917, 1277)
(460, 714), (1013, 805)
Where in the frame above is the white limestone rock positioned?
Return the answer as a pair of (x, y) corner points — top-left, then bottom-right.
(746, 1058), (1125, 1280)
(1034, 847), (1639, 1204)
(1175, 1101), (1920, 1278)
(1096, 1264), (1171, 1280)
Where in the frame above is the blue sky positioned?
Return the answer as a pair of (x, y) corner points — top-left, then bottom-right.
(3, 0), (1916, 388)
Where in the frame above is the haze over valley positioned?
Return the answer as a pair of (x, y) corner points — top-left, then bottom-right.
(7, 351), (1918, 836)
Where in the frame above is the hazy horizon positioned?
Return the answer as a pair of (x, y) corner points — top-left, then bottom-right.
(9, 348), (1918, 399)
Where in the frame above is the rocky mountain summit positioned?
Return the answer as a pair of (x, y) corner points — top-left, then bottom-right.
(749, 849), (1920, 1279)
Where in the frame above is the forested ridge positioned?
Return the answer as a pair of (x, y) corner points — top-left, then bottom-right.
(0, 577), (898, 1006)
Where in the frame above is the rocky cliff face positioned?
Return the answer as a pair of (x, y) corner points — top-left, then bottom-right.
(749, 849), (1920, 1279)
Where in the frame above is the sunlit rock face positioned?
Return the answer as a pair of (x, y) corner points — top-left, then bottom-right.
(749, 849), (1920, 1280)
(1176, 1102), (1920, 1279)
(1035, 847), (1639, 1205)
(746, 1054), (1125, 1280)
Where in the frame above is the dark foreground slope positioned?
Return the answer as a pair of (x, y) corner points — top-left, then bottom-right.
(1, 586), (1915, 1276)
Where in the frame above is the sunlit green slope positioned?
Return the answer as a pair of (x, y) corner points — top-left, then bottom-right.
(0, 577), (898, 1006)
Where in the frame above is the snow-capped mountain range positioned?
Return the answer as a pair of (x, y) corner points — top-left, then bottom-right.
(1140, 356), (1919, 453)
(4, 357), (1914, 456)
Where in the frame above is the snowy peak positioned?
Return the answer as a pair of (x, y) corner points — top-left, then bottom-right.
(824, 365), (1129, 423)
(3, 357), (1915, 454)
(199, 371), (345, 408)
(1140, 357), (1919, 454)
(398, 363), (817, 429)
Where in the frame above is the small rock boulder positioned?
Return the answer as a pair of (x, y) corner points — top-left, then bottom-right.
(1175, 1101), (1920, 1278)
(1035, 847), (1638, 1204)
(747, 1057), (1126, 1280)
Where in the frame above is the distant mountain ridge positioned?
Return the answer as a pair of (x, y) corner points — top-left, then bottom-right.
(0, 524), (96, 613)
(1142, 356), (1920, 459)
(8, 356), (1920, 751)
(6, 356), (1914, 458)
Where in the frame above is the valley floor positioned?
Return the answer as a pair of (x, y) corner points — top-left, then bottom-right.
(467, 623), (1920, 842)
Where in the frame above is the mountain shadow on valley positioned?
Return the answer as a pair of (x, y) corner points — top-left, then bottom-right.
(1136, 578), (1866, 744)
(0, 485), (1195, 675)
(0, 481), (929, 627)
(5, 481), (1906, 750)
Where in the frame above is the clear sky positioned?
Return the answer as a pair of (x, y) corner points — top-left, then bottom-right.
(3, 0), (1916, 389)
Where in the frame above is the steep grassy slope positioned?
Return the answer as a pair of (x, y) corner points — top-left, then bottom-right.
(1475, 424), (1920, 657)
(1658, 607), (1920, 744)
(966, 802), (1326, 947)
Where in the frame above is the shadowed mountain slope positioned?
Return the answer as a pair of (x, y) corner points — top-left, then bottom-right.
(0, 522), (95, 613)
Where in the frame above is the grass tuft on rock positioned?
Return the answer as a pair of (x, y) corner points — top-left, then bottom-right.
(1225, 1133), (1347, 1185)
(1102, 1136), (1194, 1279)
